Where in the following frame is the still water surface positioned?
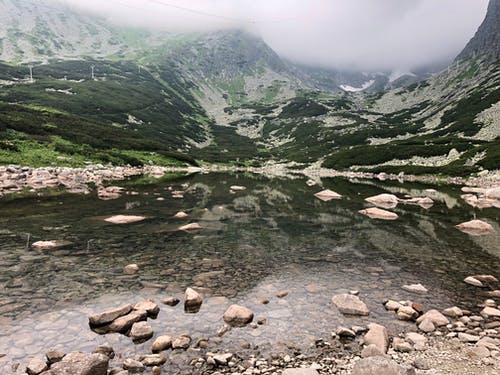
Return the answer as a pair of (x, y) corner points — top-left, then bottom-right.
(0, 172), (498, 372)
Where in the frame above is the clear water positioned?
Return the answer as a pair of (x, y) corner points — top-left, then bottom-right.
(0, 173), (498, 373)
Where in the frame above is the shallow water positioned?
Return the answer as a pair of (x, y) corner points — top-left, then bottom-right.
(0, 172), (498, 373)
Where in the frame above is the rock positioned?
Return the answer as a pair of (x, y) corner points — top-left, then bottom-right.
(46, 350), (65, 364)
(412, 358), (431, 370)
(104, 215), (146, 224)
(352, 356), (415, 375)
(486, 290), (500, 298)
(93, 345), (114, 359)
(173, 211), (189, 218)
(400, 197), (434, 209)
(481, 306), (500, 318)
(282, 369), (319, 375)
(464, 276), (484, 287)
(139, 354), (167, 367)
(212, 353), (233, 366)
(331, 293), (370, 316)
(363, 323), (389, 354)
(88, 304), (133, 326)
(418, 318), (435, 333)
(178, 223), (203, 231)
(361, 344), (385, 358)
(384, 300), (403, 311)
(458, 332), (480, 343)
(129, 321), (153, 342)
(48, 352), (109, 375)
(485, 187), (500, 199)
(476, 336), (500, 350)
(124, 264), (139, 274)
(393, 338), (412, 353)
(96, 310), (147, 334)
(411, 302), (424, 314)
(468, 346), (490, 358)
(416, 309), (449, 327)
(152, 366), (161, 375)
(401, 283), (428, 294)
(359, 207), (398, 220)
(31, 240), (72, 251)
(151, 336), (172, 353)
(336, 326), (356, 338)
(184, 287), (203, 313)
(472, 274), (498, 283)
(134, 300), (160, 317)
(314, 189), (342, 201)
(123, 358), (145, 373)
(276, 290), (289, 298)
(26, 358), (48, 375)
(223, 304), (254, 327)
(442, 306), (463, 318)
(161, 297), (180, 306)
(230, 185), (246, 191)
(397, 306), (418, 321)
(365, 193), (399, 209)
(455, 220), (494, 235)
(172, 335), (191, 350)
(406, 332), (427, 347)
(306, 179), (317, 187)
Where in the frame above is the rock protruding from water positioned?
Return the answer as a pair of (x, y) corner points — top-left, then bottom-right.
(365, 193), (398, 209)
(89, 304), (133, 326)
(47, 352), (109, 375)
(174, 211), (189, 218)
(129, 321), (154, 342)
(314, 189), (342, 201)
(134, 300), (160, 318)
(104, 215), (146, 224)
(363, 323), (389, 354)
(178, 223), (203, 232)
(455, 220), (494, 235)
(331, 293), (369, 316)
(223, 305), (254, 327)
(359, 207), (398, 220)
(184, 287), (203, 313)
(31, 240), (73, 251)
(151, 336), (172, 353)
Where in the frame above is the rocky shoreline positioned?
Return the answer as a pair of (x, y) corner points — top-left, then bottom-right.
(18, 274), (500, 375)
(0, 164), (499, 199)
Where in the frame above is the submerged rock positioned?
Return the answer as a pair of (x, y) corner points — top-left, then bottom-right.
(104, 215), (146, 224)
(402, 283), (428, 294)
(331, 293), (369, 316)
(223, 305), (254, 327)
(314, 189), (342, 201)
(151, 336), (172, 353)
(47, 352), (109, 375)
(455, 220), (494, 235)
(359, 207), (398, 220)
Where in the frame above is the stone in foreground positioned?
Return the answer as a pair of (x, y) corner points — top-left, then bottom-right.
(455, 220), (494, 235)
(223, 304), (254, 327)
(363, 323), (389, 353)
(47, 352), (109, 375)
(282, 369), (319, 375)
(104, 215), (146, 224)
(88, 304), (133, 326)
(178, 223), (203, 231)
(416, 309), (449, 327)
(26, 357), (48, 375)
(331, 293), (369, 316)
(352, 356), (414, 375)
(359, 207), (398, 220)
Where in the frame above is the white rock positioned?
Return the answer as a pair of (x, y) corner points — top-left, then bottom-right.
(359, 207), (398, 220)
(314, 189), (342, 201)
(104, 215), (146, 224)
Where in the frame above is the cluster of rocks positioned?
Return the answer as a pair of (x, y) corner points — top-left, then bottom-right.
(461, 186), (500, 209)
(25, 349), (110, 375)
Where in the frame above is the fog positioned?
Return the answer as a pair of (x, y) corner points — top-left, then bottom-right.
(60, 0), (489, 71)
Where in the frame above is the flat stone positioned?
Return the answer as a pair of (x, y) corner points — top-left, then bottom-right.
(178, 223), (203, 231)
(468, 346), (490, 358)
(151, 336), (172, 353)
(359, 207), (398, 220)
(361, 344), (386, 358)
(464, 276), (484, 287)
(472, 275), (498, 283)
(314, 189), (342, 201)
(406, 332), (427, 347)
(223, 304), (254, 327)
(363, 323), (389, 353)
(416, 309), (449, 327)
(89, 304), (133, 326)
(481, 306), (500, 318)
(31, 240), (72, 251)
(276, 290), (289, 298)
(402, 283), (428, 294)
(455, 220), (494, 235)
(26, 357), (48, 375)
(104, 215), (146, 224)
(139, 354), (167, 367)
(331, 293), (369, 316)
(129, 321), (153, 342)
(458, 332), (480, 343)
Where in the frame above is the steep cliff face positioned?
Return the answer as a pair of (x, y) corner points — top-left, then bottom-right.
(457, 0), (500, 60)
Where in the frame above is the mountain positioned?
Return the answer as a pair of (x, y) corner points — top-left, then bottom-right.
(0, 0), (498, 176)
(457, 0), (500, 61)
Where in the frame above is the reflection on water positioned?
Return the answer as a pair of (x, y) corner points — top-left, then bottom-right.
(0, 173), (498, 372)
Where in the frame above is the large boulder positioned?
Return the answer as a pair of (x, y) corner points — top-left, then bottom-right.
(331, 293), (369, 316)
(44, 352), (109, 375)
(223, 305), (254, 327)
(363, 323), (389, 354)
(352, 356), (415, 375)
(88, 304), (133, 326)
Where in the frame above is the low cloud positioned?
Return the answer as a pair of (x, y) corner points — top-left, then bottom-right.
(59, 0), (489, 71)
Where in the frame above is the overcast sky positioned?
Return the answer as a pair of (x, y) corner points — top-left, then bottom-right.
(60, 0), (489, 72)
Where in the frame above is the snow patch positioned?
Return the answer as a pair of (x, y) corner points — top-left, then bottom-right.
(340, 80), (375, 92)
